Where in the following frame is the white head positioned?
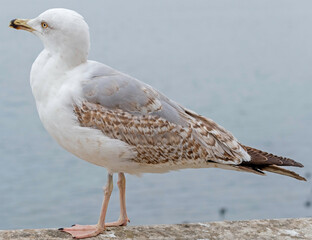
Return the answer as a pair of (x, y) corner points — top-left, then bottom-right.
(10, 8), (90, 67)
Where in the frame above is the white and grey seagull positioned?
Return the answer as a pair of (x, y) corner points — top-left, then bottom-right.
(10, 8), (305, 239)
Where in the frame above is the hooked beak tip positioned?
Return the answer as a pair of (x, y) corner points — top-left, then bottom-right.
(9, 18), (34, 32)
(9, 19), (17, 28)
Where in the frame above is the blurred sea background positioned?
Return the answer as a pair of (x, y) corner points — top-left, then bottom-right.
(0, 0), (311, 230)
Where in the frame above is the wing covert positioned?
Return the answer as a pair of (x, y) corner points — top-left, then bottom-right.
(79, 63), (250, 165)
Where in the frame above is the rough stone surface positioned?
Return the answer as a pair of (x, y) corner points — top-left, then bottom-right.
(1, 218), (312, 240)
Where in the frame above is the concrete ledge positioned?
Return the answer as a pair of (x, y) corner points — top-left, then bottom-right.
(1, 218), (312, 240)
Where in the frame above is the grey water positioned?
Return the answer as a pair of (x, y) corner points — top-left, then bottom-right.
(1, 0), (312, 230)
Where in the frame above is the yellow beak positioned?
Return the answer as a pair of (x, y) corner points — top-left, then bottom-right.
(9, 19), (35, 32)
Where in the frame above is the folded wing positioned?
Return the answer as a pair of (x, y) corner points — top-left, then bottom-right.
(77, 63), (250, 165)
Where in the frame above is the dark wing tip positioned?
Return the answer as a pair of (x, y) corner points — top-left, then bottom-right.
(242, 145), (304, 168)
(295, 162), (304, 168)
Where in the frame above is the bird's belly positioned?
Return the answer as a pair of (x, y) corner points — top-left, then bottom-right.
(37, 100), (137, 172)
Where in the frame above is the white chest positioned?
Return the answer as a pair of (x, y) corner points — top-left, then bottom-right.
(30, 53), (137, 172)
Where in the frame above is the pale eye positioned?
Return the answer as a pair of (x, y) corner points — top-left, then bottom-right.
(41, 22), (48, 29)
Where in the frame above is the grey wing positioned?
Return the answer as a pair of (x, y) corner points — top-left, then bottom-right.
(80, 63), (249, 164)
(82, 63), (186, 126)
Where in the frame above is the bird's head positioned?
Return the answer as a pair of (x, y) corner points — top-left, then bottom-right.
(10, 8), (90, 66)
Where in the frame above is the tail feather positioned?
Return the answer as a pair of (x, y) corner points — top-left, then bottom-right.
(258, 165), (306, 181)
(239, 145), (306, 181)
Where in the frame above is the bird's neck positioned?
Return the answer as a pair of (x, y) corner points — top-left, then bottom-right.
(30, 49), (86, 106)
(51, 47), (88, 69)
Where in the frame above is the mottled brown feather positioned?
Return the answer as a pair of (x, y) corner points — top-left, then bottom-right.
(182, 108), (248, 163)
(74, 102), (225, 165)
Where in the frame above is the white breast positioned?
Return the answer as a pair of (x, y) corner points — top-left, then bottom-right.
(30, 52), (137, 173)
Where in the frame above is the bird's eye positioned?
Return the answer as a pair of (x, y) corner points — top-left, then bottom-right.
(41, 22), (48, 29)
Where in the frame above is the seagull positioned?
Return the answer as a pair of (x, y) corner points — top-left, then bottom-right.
(10, 8), (305, 239)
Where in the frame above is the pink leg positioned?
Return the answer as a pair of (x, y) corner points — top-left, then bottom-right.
(60, 173), (114, 239)
(105, 172), (130, 226)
